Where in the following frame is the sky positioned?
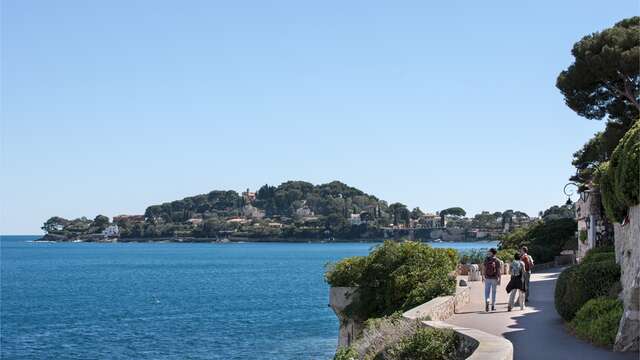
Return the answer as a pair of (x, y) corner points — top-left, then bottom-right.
(1, 1), (637, 234)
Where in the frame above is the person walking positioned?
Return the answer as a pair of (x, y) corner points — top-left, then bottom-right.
(506, 252), (526, 311)
(520, 246), (534, 302)
(482, 248), (501, 312)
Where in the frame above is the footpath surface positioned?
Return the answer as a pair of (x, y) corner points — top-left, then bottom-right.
(448, 268), (637, 360)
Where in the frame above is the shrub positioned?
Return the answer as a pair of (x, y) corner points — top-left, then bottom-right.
(385, 327), (459, 360)
(496, 248), (519, 263)
(570, 297), (623, 348)
(499, 218), (577, 264)
(598, 120), (640, 223)
(581, 252), (615, 264)
(334, 346), (359, 360)
(584, 245), (615, 255)
(555, 266), (579, 321)
(579, 230), (587, 243)
(326, 256), (367, 287)
(555, 260), (621, 321)
(326, 241), (457, 320)
(458, 249), (486, 265)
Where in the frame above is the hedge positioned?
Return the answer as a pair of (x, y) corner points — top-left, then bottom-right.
(570, 297), (623, 348)
(598, 120), (640, 223)
(554, 259), (621, 321)
(581, 252), (615, 264)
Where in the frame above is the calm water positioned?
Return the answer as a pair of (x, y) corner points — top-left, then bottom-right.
(1, 236), (497, 359)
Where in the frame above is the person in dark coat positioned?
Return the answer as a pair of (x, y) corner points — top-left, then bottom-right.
(506, 252), (526, 311)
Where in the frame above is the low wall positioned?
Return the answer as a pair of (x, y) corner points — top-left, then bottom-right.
(403, 285), (513, 360)
(330, 281), (514, 359)
(403, 285), (470, 321)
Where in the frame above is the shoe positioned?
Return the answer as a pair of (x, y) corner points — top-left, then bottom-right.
(485, 302), (489, 312)
(491, 305), (495, 311)
(521, 306), (525, 311)
(507, 306), (512, 312)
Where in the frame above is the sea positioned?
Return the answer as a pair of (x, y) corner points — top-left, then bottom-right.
(0, 235), (497, 359)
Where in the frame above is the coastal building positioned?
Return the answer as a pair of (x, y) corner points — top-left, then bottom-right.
(349, 213), (362, 226)
(243, 204), (265, 219)
(187, 218), (203, 226)
(419, 213), (441, 228)
(242, 188), (256, 204)
(295, 206), (314, 218)
(102, 224), (119, 238)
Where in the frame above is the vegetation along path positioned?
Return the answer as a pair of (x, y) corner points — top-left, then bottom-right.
(448, 268), (636, 360)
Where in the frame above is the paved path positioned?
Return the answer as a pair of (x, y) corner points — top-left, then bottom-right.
(448, 268), (637, 360)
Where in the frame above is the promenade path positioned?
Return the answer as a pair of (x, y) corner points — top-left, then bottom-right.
(448, 268), (637, 360)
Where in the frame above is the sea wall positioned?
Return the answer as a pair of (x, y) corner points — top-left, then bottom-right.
(613, 204), (640, 352)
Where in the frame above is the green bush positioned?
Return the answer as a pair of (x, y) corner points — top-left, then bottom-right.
(555, 266), (579, 321)
(570, 297), (623, 348)
(598, 120), (640, 223)
(458, 249), (486, 265)
(499, 218), (577, 264)
(584, 245), (615, 255)
(326, 241), (457, 320)
(334, 346), (359, 360)
(386, 327), (459, 360)
(555, 260), (621, 321)
(579, 230), (587, 243)
(496, 248), (519, 263)
(325, 256), (367, 287)
(581, 252), (615, 264)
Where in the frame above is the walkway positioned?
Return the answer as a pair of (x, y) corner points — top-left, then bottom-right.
(448, 268), (637, 360)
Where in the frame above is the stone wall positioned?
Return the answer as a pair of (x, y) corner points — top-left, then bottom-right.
(613, 204), (640, 352)
(329, 287), (362, 348)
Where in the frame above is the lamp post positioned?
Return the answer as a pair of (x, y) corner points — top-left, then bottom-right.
(564, 182), (579, 205)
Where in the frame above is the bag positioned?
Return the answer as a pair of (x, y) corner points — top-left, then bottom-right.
(522, 254), (533, 272)
(484, 258), (498, 277)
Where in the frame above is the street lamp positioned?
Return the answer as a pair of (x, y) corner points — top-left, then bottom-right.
(564, 182), (579, 205)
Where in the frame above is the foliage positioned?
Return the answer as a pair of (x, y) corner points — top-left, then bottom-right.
(597, 120), (640, 222)
(579, 230), (588, 243)
(499, 217), (577, 263)
(458, 249), (486, 265)
(439, 207), (466, 217)
(385, 327), (459, 360)
(570, 297), (623, 348)
(389, 203), (410, 226)
(541, 205), (575, 222)
(334, 346), (359, 360)
(496, 248), (519, 263)
(556, 17), (639, 123)
(326, 241), (457, 320)
(325, 256), (367, 287)
(554, 260), (621, 321)
(581, 252), (615, 264)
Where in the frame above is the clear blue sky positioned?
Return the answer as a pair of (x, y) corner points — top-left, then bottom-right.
(1, 1), (636, 234)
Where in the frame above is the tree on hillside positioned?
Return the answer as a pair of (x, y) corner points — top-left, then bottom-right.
(410, 207), (424, 220)
(439, 207), (466, 227)
(557, 16), (639, 185)
(389, 203), (410, 226)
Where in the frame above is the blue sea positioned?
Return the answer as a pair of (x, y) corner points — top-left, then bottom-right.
(0, 236), (497, 359)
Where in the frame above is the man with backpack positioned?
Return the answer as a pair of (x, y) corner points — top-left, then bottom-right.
(482, 248), (501, 312)
(520, 246), (534, 302)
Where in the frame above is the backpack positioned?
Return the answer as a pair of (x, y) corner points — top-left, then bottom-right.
(485, 257), (498, 277)
(522, 254), (534, 272)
